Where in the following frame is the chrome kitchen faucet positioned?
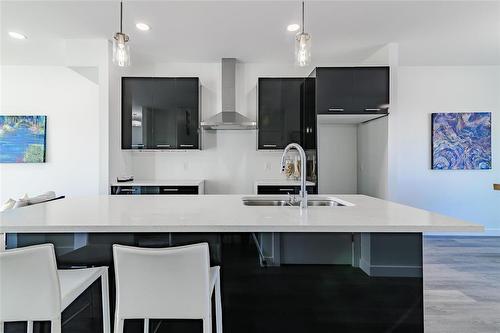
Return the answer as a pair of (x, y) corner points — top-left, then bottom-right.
(280, 143), (308, 209)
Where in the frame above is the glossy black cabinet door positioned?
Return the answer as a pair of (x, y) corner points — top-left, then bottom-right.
(175, 78), (200, 149)
(257, 185), (317, 195)
(258, 78), (284, 149)
(122, 78), (154, 149)
(303, 77), (317, 150)
(352, 67), (389, 113)
(152, 79), (177, 149)
(159, 186), (198, 195)
(315, 67), (389, 114)
(316, 68), (354, 114)
(258, 78), (304, 149)
(122, 77), (200, 150)
(282, 79), (303, 145)
(111, 185), (199, 195)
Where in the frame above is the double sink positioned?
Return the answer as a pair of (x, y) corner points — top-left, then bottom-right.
(242, 196), (347, 207)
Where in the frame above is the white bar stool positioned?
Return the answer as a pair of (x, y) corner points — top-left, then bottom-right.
(0, 244), (110, 333)
(112, 243), (222, 333)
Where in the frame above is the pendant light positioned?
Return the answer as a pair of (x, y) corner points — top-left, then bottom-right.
(113, 1), (130, 67)
(295, 1), (311, 67)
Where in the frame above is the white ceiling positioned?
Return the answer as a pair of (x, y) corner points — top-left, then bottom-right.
(1, 1), (500, 66)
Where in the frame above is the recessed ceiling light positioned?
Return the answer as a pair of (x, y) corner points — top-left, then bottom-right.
(136, 23), (150, 31)
(287, 24), (300, 32)
(8, 31), (27, 40)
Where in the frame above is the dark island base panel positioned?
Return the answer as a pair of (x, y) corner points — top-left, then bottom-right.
(5, 233), (423, 333)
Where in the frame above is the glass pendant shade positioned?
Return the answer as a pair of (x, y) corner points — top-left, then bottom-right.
(295, 32), (311, 67)
(113, 32), (130, 67)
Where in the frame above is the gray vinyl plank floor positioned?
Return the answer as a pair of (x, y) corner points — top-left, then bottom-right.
(424, 236), (500, 333)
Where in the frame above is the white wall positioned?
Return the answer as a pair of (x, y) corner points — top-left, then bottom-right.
(358, 117), (388, 198)
(390, 66), (500, 232)
(64, 39), (110, 195)
(109, 62), (314, 194)
(0, 66), (100, 202)
(317, 123), (358, 194)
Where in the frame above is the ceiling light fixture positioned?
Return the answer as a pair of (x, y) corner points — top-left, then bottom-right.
(8, 31), (27, 40)
(112, 1), (131, 67)
(287, 24), (300, 32)
(136, 22), (150, 31)
(295, 1), (311, 67)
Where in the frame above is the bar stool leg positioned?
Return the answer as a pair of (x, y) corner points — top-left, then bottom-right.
(114, 317), (124, 333)
(215, 277), (223, 333)
(203, 317), (212, 333)
(101, 270), (111, 333)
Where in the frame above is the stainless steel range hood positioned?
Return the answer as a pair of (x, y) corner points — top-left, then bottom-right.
(201, 58), (257, 130)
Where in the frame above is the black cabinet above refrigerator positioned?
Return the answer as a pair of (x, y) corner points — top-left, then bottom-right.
(312, 67), (389, 115)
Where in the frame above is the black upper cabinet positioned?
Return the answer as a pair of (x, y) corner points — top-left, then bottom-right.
(352, 67), (389, 112)
(315, 68), (354, 114)
(122, 78), (154, 149)
(303, 77), (317, 150)
(258, 78), (306, 150)
(122, 77), (200, 150)
(151, 79), (176, 149)
(314, 67), (389, 114)
(175, 78), (200, 149)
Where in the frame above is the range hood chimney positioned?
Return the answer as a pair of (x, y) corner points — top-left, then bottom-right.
(201, 58), (257, 130)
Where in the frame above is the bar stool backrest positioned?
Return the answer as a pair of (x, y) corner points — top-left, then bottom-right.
(0, 244), (61, 322)
(113, 243), (211, 320)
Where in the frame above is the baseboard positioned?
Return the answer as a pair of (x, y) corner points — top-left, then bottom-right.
(359, 258), (371, 276)
(358, 258), (422, 278)
(369, 264), (422, 278)
(425, 228), (500, 237)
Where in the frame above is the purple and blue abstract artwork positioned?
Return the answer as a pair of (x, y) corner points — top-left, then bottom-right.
(432, 112), (491, 170)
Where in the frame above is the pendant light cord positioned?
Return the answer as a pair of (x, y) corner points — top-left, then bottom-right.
(301, 1), (305, 34)
(120, 1), (123, 33)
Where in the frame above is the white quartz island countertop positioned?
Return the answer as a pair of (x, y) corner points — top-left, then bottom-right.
(0, 195), (483, 233)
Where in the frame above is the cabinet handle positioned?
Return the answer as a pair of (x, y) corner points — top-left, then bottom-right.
(279, 188), (295, 191)
(365, 108), (381, 112)
(120, 188), (137, 193)
(156, 144), (171, 148)
(162, 188), (179, 192)
(132, 144), (144, 148)
(180, 144), (194, 148)
(328, 108), (344, 112)
(263, 144), (277, 148)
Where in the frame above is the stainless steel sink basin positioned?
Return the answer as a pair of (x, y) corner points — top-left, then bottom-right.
(306, 200), (344, 207)
(242, 197), (346, 207)
(242, 199), (290, 206)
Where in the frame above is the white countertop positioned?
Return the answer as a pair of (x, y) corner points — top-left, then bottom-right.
(0, 195), (482, 233)
(110, 179), (204, 187)
(255, 179), (316, 186)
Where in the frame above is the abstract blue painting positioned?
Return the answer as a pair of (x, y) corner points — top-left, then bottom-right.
(432, 112), (491, 170)
(0, 115), (47, 163)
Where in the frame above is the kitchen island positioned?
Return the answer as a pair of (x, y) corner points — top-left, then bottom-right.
(0, 194), (482, 333)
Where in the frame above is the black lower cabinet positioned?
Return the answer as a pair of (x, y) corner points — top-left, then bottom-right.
(111, 185), (199, 195)
(7, 233), (423, 333)
(257, 185), (317, 195)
